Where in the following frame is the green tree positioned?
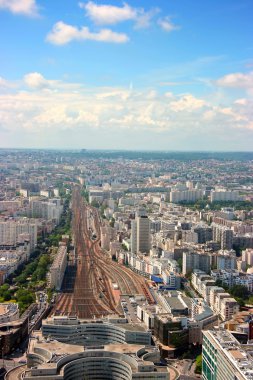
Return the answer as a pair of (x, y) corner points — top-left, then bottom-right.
(195, 354), (202, 374)
(230, 285), (249, 300)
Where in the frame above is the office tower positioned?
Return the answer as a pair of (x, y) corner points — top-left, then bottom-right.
(131, 210), (150, 254)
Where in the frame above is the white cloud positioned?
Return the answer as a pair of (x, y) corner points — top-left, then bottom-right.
(1, 73), (253, 148)
(80, 1), (136, 25)
(216, 71), (253, 89)
(46, 21), (129, 45)
(24, 72), (50, 89)
(0, 76), (11, 89)
(0, 0), (39, 16)
(234, 98), (248, 106)
(219, 107), (247, 122)
(170, 94), (206, 112)
(79, 1), (159, 28)
(157, 17), (180, 32)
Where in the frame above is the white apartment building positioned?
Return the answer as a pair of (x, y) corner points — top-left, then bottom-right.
(48, 245), (67, 290)
(162, 270), (181, 289)
(211, 269), (253, 292)
(242, 248), (253, 266)
(191, 270), (239, 321)
(0, 219), (37, 250)
(210, 189), (241, 202)
(31, 199), (63, 223)
(170, 189), (203, 203)
(220, 298), (239, 321)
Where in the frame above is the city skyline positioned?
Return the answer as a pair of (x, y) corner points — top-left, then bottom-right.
(0, 0), (253, 150)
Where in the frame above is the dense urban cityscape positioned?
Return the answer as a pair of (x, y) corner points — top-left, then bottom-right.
(1, 0), (252, 378)
(0, 149), (252, 379)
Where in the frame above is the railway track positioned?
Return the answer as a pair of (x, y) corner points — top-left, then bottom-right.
(51, 186), (153, 319)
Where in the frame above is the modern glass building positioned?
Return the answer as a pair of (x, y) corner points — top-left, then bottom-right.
(203, 329), (253, 380)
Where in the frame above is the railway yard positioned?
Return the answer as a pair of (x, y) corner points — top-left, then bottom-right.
(51, 187), (153, 319)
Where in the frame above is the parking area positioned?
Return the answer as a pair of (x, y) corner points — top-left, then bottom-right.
(120, 295), (141, 323)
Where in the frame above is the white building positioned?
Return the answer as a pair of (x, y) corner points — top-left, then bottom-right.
(203, 329), (253, 380)
(48, 245), (67, 290)
(210, 189), (241, 202)
(191, 270), (239, 321)
(170, 189), (203, 203)
(242, 248), (253, 266)
(0, 219), (37, 251)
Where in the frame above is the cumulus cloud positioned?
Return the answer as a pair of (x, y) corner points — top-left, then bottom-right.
(79, 1), (159, 28)
(0, 0), (39, 16)
(24, 72), (50, 89)
(80, 1), (136, 25)
(0, 77), (12, 89)
(0, 73), (253, 149)
(46, 21), (129, 45)
(157, 17), (180, 32)
(234, 98), (248, 105)
(170, 94), (206, 112)
(216, 71), (253, 89)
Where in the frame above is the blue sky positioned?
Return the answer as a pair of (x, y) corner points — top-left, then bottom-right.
(0, 0), (252, 150)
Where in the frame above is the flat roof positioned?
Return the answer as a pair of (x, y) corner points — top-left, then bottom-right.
(165, 297), (187, 310)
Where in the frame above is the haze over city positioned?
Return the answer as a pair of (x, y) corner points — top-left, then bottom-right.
(0, 0), (252, 150)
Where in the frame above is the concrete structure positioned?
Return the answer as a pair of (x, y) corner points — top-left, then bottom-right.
(48, 245), (67, 291)
(131, 210), (150, 254)
(170, 189), (203, 203)
(182, 251), (211, 275)
(212, 223), (234, 250)
(203, 329), (253, 380)
(211, 269), (253, 292)
(192, 270), (239, 321)
(0, 303), (19, 323)
(42, 316), (152, 346)
(210, 189), (241, 202)
(7, 330), (169, 380)
(162, 270), (181, 290)
(217, 254), (237, 270)
(242, 249), (253, 266)
(0, 218), (37, 250)
(30, 199), (63, 223)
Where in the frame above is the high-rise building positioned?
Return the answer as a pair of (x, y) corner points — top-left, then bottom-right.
(183, 251), (211, 275)
(212, 223), (233, 250)
(131, 210), (150, 254)
(130, 220), (137, 254)
(0, 219), (37, 251)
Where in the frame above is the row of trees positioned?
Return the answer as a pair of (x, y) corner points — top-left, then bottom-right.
(215, 280), (252, 306)
(0, 284), (36, 314)
(15, 254), (51, 286)
(178, 199), (253, 211)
